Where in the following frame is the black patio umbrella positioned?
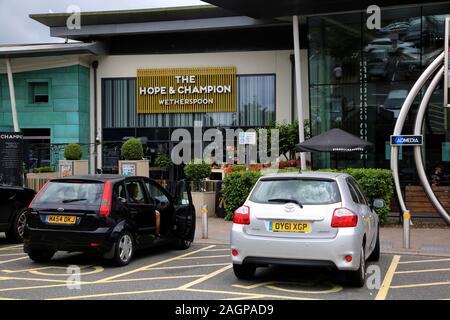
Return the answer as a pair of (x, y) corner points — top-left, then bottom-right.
(296, 128), (374, 168)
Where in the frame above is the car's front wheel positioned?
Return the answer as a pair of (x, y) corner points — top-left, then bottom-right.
(173, 238), (192, 250)
(112, 231), (134, 266)
(233, 264), (256, 280)
(5, 208), (28, 243)
(27, 249), (55, 263)
(345, 247), (366, 287)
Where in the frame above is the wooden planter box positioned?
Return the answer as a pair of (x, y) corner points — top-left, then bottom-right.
(119, 160), (149, 177)
(405, 185), (450, 218)
(58, 160), (89, 177)
(26, 172), (59, 192)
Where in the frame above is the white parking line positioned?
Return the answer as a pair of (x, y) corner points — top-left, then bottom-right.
(398, 258), (450, 265)
(0, 257), (29, 265)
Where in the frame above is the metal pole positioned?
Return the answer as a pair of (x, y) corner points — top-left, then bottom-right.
(293, 15), (307, 171)
(5, 59), (19, 132)
(403, 210), (411, 249)
(201, 204), (208, 239)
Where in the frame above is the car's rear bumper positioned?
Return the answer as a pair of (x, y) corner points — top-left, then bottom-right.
(231, 224), (363, 271)
(23, 227), (114, 254)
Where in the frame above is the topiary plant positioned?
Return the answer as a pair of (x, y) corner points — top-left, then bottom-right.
(121, 138), (144, 160)
(154, 154), (173, 169)
(64, 143), (83, 160)
(184, 160), (212, 191)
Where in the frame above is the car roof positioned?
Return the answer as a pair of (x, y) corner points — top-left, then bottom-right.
(51, 174), (129, 182)
(260, 171), (345, 180)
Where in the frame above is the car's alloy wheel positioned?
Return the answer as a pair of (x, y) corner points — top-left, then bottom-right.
(6, 208), (27, 243)
(113, 232), (134, 266)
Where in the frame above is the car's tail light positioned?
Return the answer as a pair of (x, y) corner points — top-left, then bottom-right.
(331, 208), (358, 228)
(99, 180), (112, 218)
(233, 205), (250, 225)
(28, 180), (50, 208)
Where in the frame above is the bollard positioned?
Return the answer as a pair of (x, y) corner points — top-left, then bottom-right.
(201, 204), (208, 239)
(403, 210), (411, 249)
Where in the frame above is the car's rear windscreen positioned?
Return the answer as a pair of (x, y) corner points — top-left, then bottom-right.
(35, 181), (104, 206)
(249, 179), (341, 205)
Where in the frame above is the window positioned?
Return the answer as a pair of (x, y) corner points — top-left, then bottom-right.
(29, 81), (49, 104)
(125, 181), (147, 204)
(34, 181), (104, 206)
(250, 179), (341, 205)
(145, 182), (170, 207)
(347, 182), (360, 204)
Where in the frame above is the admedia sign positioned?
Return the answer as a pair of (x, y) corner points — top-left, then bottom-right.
(390, 135), (423, 146)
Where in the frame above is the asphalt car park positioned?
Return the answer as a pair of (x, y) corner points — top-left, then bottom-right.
(0, 238), (449, 300)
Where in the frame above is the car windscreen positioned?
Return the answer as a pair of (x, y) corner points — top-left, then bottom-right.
(35, 181), (104, 206)
(249, 179), (341, 205)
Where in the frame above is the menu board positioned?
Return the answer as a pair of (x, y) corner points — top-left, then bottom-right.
(0, 132), (24, 186)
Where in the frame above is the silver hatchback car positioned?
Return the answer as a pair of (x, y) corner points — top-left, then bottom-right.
(230, 172), (384, 287)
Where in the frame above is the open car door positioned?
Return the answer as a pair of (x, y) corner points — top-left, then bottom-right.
(171, 180), (195, 242)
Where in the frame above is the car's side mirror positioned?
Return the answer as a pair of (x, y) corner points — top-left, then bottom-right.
(373, 199), (385, 209)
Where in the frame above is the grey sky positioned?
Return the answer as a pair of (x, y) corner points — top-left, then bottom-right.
(0, 0), (206, 44)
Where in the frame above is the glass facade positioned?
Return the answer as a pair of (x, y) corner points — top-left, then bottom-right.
(102, 74), (275, 129)
(308, 4), (450, 184)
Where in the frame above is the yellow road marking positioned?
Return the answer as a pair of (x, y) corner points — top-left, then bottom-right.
(390, 281), (450, 289)
(0, 297), (21, 300)
(30, 266), (104, 277)
(265, 284), (342, 294)
(0, 253), (25, 257)
(233, 281), (341, 294)
(2, 264), (98, 274)
(0, 245), (22, 252)
(96, 245), (216, 283)
(0, 257), (28, 265)
(396, 268), (450, 274)
(0, 283), (69, 292)
(178, 255), (229, 260)
(145, 263), (230, 270)
(101, 274), (205, 283)
(204, 248), (230, 252)
(222, 295), (265, 300)
(182, 288), (319, 300)
(48, 288), (178, 300)
(375, 255), (401, 300)
(178, 264), (232, 289)
(398, 258), (450, 264)
(0, 276), (83, 284)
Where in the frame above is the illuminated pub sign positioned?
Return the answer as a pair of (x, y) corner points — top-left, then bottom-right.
(137, 67), (236, 113)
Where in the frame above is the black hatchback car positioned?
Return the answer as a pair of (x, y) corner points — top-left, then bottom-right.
(24, 175), (195, 266)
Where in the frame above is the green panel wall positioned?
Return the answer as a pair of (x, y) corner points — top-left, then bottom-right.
(0, 65), (90, 163)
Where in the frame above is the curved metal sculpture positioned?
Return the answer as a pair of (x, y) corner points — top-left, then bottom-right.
(390, 51), (450, 226)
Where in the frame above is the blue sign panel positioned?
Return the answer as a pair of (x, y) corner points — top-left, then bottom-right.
(390, 135), (423, 146)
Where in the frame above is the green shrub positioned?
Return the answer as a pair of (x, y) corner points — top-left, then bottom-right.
(154, 154), (173, 168)
(184, 160), (212, 181)
(121, 138), (144, 160)
(318, 168), (394, 225)
(222, 171), (262, 221)
(231, 164), (246, 172)
(64, 143), (83, 160)
(32, 166), (54, 173)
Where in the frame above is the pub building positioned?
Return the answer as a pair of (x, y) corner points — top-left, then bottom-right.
(1, 1), (450, 187)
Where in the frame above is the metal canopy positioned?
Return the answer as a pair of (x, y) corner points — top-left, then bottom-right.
(0, 42), (106, 58)
(203, 0), (450, 18)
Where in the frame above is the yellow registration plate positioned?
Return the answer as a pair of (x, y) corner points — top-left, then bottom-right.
(270, 221), (311, 233)
(46, 215), (77, 225)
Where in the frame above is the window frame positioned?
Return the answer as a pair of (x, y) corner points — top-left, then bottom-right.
(26, 79), (52, 108)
